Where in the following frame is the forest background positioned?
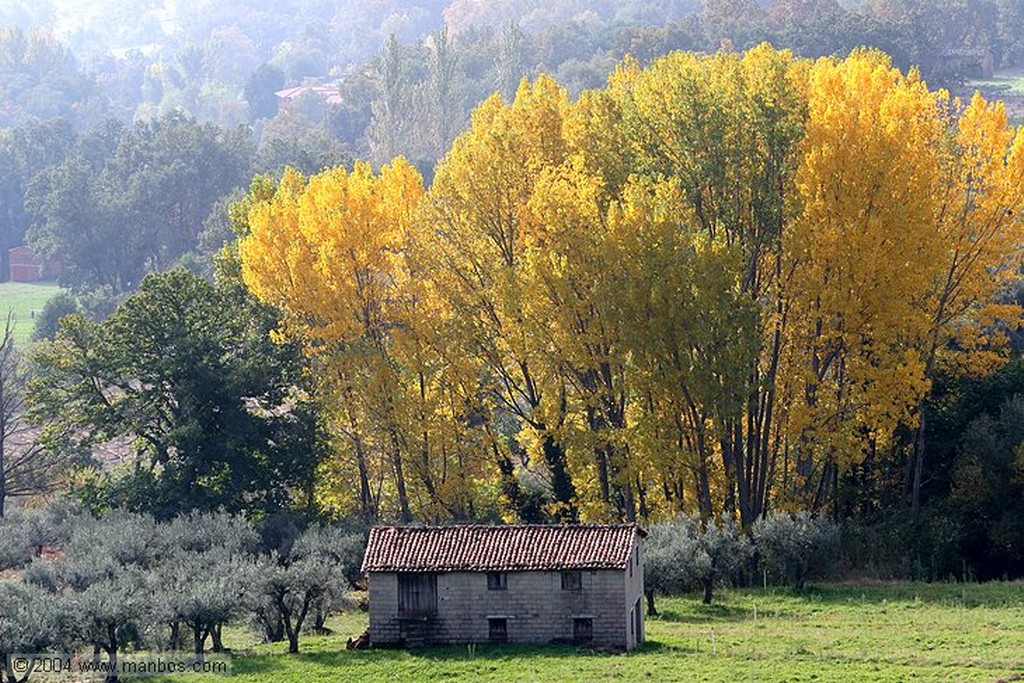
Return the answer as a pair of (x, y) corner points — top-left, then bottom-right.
(2, 0), (1024, 584)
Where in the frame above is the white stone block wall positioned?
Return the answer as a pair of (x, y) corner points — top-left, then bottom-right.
(368, 568), (633, 648)
(623, 535), (646, 648)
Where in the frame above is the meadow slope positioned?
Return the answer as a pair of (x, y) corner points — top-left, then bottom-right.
(145, 582), (1024, 683)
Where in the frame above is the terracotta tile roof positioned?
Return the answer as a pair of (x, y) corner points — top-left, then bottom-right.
(361, 524), (643, 573)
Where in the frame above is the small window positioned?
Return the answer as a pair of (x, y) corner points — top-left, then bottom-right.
(488, 618), (508, 643)
(398, 573), (438, 616)
(561, 570), (582, 590)
(487, 572), (507, 590)
(635, 546), (640, 566)
(573, 618), (593, 644)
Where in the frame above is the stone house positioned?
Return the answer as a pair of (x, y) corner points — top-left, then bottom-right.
(932, 47), (995, 80)
(361, 524), (646, 650)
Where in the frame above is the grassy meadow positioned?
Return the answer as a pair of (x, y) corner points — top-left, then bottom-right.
(968, 69), (1024, 95)
(966, 68), (1024, 122)
(0, 280), (61, 345)
(143, 582), (1024, 683)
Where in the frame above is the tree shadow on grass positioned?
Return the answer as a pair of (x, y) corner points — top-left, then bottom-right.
(229, 647), (428, 677)
(790, 582), (1024, 609)
(651, 603), (752, 624)
(224, 639), (698, 679)
(231, 643), (594, 669)
(406, 643), (608, 661)
(635, 639), (698, 655)
(401, 640), (699, 660)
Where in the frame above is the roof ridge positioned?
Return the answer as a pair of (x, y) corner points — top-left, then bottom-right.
(368, 528), (638, 532)
(362, 523), (643, 574)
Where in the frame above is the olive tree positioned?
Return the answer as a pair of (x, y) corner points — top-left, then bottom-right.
(157, 511), (261, 656)
(0, 499), (83, 570)
(156, 548), (258, 658)
(752, 511), (840, 589)
(643, 516), (701, 615)
(0, 512), (32, 571)
(254, 524), (363, 654)
(697, 515), (750, 605)
(0, 581), (67, 683)
(22, 511), (164, 683)
(644, 514), (751, 612)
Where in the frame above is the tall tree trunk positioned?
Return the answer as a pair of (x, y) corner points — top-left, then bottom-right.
(618, 473), (637, 522)
(636, 476), (649, 520)
(105, 624), (120, 683)
(812, 461), (836, 514)
(720, 427), (737, 517)
(697, 459), (713, 522)
(390, 433), (412, 522)
(595, 445), (611, 507)
(733, 418), (752, 527)
(353, 436), (373, 517)
(911, 411), (926, 514)
(211, 623), (224, 653)
(542, 434), (576, 521)
(695, 419), (714, 521)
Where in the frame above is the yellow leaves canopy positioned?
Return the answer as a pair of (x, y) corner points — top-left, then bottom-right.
(240, 159), (424, 350)
(236, 45), (1024, 524)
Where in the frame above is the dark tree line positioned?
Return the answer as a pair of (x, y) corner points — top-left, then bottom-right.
(25, 113), (252, 293)
(0, 110), (348, 294)
(27, 268), (325, 519)
(840, 358), (1024, 581)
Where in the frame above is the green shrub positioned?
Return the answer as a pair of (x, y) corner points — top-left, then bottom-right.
(753, 511), (839, 589)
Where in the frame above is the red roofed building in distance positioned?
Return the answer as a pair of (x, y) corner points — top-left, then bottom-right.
(361, 524), (646, 650)
(8, 245), (61, 283)
(274, 83), (343, 113)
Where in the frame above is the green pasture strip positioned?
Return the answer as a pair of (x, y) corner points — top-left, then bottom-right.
(140, 582), (1024, 683)
(0, 281), (61, 346)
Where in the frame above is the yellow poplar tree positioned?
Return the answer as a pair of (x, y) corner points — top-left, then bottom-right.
(907, 93), (1024, 509)
(240, 160), (442, 521)
(780, 51), (944, 508)
(231, 44), (1024, 526)
(420, 76), (580, 520)
(604, 176), (759, 522)
(602, 44), (807, 525)
(518, 157), (637, 520)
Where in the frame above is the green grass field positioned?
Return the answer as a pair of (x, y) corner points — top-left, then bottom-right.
(965, 69), (1024, 123)
(0, 281), (62, 345)
(967, 68), (1024, 96)
(143, 582), (1024, 683)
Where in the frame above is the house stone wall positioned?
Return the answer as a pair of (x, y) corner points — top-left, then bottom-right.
(367, 572), (402, 644)
(368, 569), (632, 648)
(624, 533), (645, 649)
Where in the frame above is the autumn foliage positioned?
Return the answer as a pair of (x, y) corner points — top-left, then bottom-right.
(239, 46), (1024, 525)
